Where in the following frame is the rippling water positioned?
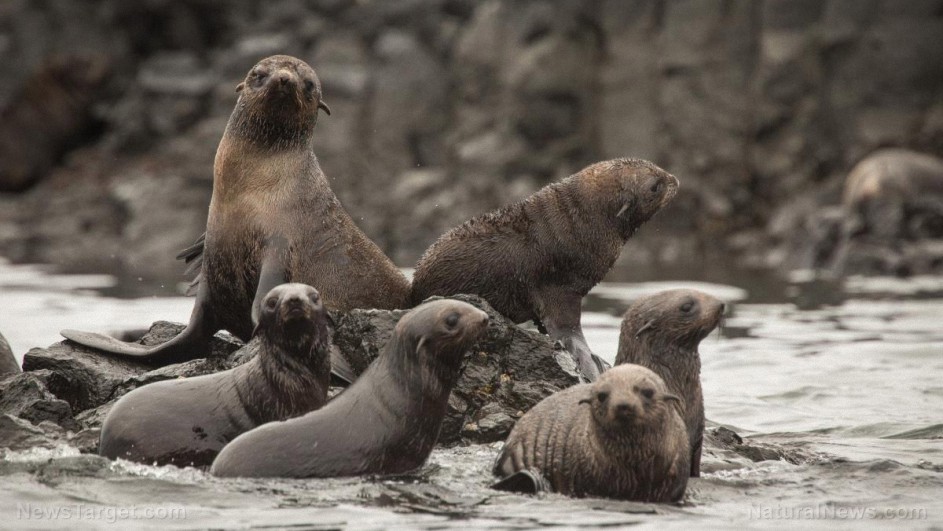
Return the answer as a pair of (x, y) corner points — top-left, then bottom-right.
(1, 258), (941, 529)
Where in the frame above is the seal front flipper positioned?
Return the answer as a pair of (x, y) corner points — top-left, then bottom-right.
(491, 470), (552, 494)
(60, 281), (216, 365)
(175, 232), (205, 296)
(533, 285), (601, 382)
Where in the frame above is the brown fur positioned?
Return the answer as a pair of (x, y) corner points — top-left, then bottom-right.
(493, 364), (689, 502)
(410, 158), (679, 380)
(99, 284), (332, 468)
(211, 299), (489, 478)
(614, 289), (725, 477)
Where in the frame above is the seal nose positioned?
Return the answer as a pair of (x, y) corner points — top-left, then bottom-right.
(612, 400), (639, 420)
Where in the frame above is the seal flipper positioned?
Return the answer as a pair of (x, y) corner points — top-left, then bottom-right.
(491, 470), (552, 494)
(60, 281), (216, 365)
(176, 232), (205, 297)
(329, 348), (357, 385)
(533, 285), (601, 382)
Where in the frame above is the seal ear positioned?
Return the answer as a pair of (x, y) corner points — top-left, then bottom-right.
(236, 82), (245, 93)
(635, 319), (656, 338)
(318, 100), (332, 116)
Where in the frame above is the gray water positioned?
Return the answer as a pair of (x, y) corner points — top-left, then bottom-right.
(1, 258), (942, 529)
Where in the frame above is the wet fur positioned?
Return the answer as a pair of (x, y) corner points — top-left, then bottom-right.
(410, 158), (678, 380)
(493, 365), (689, 502)
(98, 284), (331, 468)
(210, 299), (489, 478)
(614, 289), (725, 477)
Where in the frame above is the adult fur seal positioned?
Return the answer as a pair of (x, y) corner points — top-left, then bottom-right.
(62, 55), (409, 382)
(614, 289), (725, 477)
(211, 299), (489, 478)
(410, 158), (679, 381)
(0, 331), (20, 379)
(492, 364), (689, 502)
(99, 283), (331, 468)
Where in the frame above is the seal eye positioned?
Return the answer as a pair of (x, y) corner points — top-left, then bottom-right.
(304, 79), (315, 92)
(650, 180), (663, 194)
(596, 391), (609, 403)
(265, 297), (278, 310)
(680, 302), (694, 313)
(445, 313), (460, 329)
(640, 388), (655, 400)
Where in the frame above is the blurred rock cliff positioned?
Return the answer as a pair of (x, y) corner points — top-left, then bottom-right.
(0, 0), (941, 284)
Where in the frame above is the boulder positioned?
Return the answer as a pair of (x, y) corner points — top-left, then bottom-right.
(0, 331), (19, 380)
(334, 294), (581, 444)
(0, 414), (67, 452)
(0, 371), (78, 431)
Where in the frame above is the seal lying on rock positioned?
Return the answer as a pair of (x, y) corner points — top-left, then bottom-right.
(614, 289), (725, 477)
(0, 331), (21, 380)
(211, 299), (489, 478)
(62, 55), (410, 382)
(492, 364), (689, 502)
(98, 284), (331, 468)
(410, 158), (679, 381)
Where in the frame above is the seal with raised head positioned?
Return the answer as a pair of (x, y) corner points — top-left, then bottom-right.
(613, 289), (725, 477)
(98, 283), (332, 468)
(410, 158), (679, 381)
(492, 364), (689, 502)
(210, 299), (489, 478)
(0, 331), (20, 379)
(62, 55), (410, 382)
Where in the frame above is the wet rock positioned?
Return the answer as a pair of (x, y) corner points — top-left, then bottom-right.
(0, 331), (19, 380)
(0, 371), (78, 431)
(701, 426), (817, 472)
(68, 428), (102, 454)
(334, 294), (581, 445)
(21, 321), (244, 412)
(0, 414), (67, 451)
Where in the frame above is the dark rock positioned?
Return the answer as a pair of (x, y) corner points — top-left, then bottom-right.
(0, 371), (79, 431)
(0, 331), (19, 380)
(701, 426), (817, 473)
(0, 414), (67, 452)
(68, 428), (102, 454)
(334, 294), (581, 444)
(21, 321), (244, 412)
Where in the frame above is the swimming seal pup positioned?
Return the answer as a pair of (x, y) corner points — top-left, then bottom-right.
(99, 284), (331, 468)
(492, 364), (689, 502)
(614, 289), (725, 477)
(0, 331), (20, 379)
(410, 158), (679, 381)
(62, 55), (409, 382)
(210, 299), (489, 478)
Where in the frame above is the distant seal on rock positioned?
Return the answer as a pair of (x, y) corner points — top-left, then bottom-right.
(0, 331), (20, 379)
(211, 299), (489, 478)
(98, 284), (331, 468)
(492, 364), (689, 502)
(842, 148), (943, 241)
(614, 289), (725, 477)
(410, 158), (679, 381)
(62, 55), (409, 382)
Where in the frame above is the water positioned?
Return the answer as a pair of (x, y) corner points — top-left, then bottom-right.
(1, 258), (942, 529)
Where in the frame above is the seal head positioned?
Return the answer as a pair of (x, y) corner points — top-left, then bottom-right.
(229, 55), (331, 149)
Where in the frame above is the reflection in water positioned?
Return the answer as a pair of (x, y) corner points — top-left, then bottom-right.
(0, 258), (942, 528)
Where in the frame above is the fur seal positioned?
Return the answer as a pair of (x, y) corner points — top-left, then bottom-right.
(492, 364), (689, 502)
(98, 283), (331, 468)
(0, 331), (20, 379)
(210, 299), (489, 478)
(841, 148), (943, 241)
(613, 289), (725, 477)
(410, 158), (679, 381)
(62, 55), (409, 381)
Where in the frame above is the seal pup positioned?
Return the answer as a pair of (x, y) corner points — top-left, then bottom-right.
(210, 299), (489, 478)
(0, 331), (20, 380)
(410, 158), (679, 381)
(98, 283), (331, 468)
(492, 364), (689, 502)
(62, 55), (409, 382)
(614, 289), (725, 477)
